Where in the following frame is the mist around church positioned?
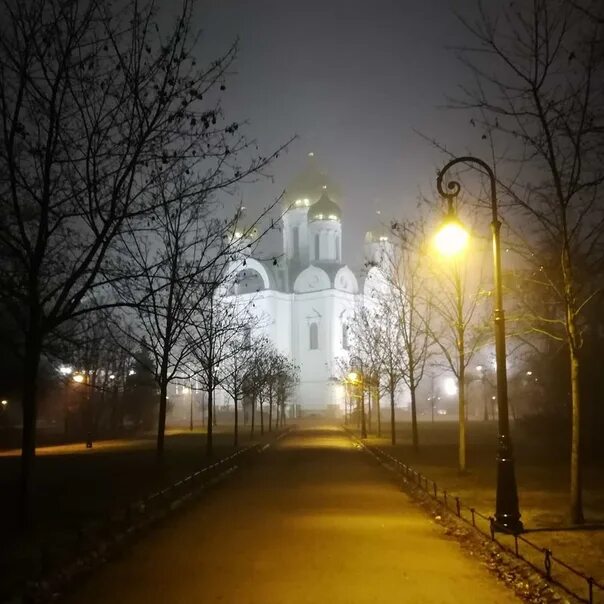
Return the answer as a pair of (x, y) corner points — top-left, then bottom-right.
(0, 0), (603, 602)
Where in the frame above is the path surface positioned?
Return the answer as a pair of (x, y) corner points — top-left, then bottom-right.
(63, 425), (520, 603)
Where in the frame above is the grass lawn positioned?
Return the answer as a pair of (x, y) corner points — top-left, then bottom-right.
(361, 418), (604, 602)
(0, 422), (279, 600)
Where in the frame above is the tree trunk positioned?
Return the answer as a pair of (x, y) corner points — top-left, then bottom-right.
(375, 379), (381, 437)
(250, 395), (256, 439)
(456, 266), (467, 473)
(206, 375), (214, 457)
(156, 360), (169, 460)
(268, 387), (273, 432)
(189, 386), (193, 431)
(233, 392), (239, 448)
(110, 383), (119, 436)
(19, 327), (43, 529)
(569, 335), (583, 523)
(458, 362), (466, 473)
(260, 396), (264, 435)
(389, 375), (396, 446)
(410, 384), (419, 452)
(367, 384), (372, 433)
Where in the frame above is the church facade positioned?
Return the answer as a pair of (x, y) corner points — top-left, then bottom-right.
(224, 157), (388, 414)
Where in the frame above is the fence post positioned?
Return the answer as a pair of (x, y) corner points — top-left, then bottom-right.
(514, 534), (519, 556)
(455, 497), (461, 517)
(433, 482), (437, 499)
(587, 577), (593, 604)
(470, 508), (475, 527)
(443, 490), (448, 509)
(489, 516), (495, 540)
(544, 549), (552, 580)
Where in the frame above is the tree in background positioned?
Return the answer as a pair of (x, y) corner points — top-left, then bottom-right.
(455, 0), (604, 522)
(424, 240), (490, 472)
(382, 222), (432, 449)
(189, 270), (256, 457)
(220, 335), (270, 447)
(0, 0), (284, 525)
(348, 303), (385, 436)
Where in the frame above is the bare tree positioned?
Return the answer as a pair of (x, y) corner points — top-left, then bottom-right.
(188, 270), (256, 457)
(382, 221), (432, 449)
(219, 334), (269, 447)
(454, 0), (604, 522)
(425, 246), (490, 472)
(348, 302), (385, 436)
(113, 173), (280, 459)
(0, 0), (284, 525)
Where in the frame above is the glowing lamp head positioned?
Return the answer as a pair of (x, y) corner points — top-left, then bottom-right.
(73, 373), (84, 383)
(347, 371), (360, 383)
(434, 219), (469, 257)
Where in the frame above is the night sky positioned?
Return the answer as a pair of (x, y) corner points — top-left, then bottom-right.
(196, 0), (485, 265)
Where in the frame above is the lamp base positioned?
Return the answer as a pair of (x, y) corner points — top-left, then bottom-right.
(495, 434), (523, 534)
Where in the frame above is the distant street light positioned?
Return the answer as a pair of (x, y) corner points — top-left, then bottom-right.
(436, 155), (523, 534)
(348, 357), (366, 439)
(1, 399), (7, 406)
(71, 372), (92, 448)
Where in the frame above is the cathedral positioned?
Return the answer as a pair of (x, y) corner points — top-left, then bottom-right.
(224, 155), (389, 414)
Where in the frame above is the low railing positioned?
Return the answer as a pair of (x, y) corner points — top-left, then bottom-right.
(350, 433), (603, 604)
(21, 435), (283, 603)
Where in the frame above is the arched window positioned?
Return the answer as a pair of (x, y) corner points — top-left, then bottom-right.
(342, 323), (349, 350)
(309, 322), (319, 350)
(336, 235), (340, 262)
(314, 233), (320, 260)
(292, 226), (299, 257)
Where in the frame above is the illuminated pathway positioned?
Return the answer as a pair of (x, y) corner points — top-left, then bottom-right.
(63, 425), (520, 603)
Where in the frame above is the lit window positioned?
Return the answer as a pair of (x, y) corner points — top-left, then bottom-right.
(328, 214), (337, 220)
(342, 324), (349, 350)
(309, 323), (319, 350)
(314, 233), (320, 259)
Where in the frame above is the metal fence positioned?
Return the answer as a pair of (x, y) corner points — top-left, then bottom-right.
(23, 436), (281, 603)
(352, 435), (603, 604)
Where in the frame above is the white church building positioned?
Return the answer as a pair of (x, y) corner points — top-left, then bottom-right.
(223, 156), (390, 415)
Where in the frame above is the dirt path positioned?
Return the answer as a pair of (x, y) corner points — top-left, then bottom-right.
(62, 425), (520, 603)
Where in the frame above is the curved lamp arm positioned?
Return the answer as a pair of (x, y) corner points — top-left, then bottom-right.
(436, 156), (497, 222)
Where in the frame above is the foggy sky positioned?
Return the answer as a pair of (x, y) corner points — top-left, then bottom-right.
(195, 0), (488, 267)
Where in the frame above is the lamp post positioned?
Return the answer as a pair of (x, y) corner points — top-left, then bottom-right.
(436, 156), (523, 534)
(349, 356), (366, 439)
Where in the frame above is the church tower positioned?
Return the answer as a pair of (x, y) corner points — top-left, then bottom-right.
(282, 153), (340, 265)
(308, 189), (342, 263)
(364, 226), (394, 268)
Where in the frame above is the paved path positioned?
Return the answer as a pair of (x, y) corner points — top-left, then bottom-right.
(63, 425), (520, 603)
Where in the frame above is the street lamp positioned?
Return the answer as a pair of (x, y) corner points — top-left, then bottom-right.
(436, 155), (523, 534)
(348, 356), (366, 439)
